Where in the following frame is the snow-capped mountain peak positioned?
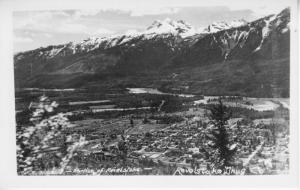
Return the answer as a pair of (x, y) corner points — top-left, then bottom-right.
(144, 18), (197, 37)
(229, 19), (248, 27)
(60, 19), (197, 55)
(201, 19), (248, 33)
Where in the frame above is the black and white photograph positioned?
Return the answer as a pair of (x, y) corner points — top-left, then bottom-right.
(0, 0), (299, 188)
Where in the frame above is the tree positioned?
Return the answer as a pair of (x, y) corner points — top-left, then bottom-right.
(117, 141), (128, 160)
(16, 95), (87, 175)
(160, 95), (184, 113)
(207, 98), (237, 170)
(145, 132), (153, 138)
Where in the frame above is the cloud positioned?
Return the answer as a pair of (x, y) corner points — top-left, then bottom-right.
(56, 23), (89, 34)
(14, 11), (69, 30)
(65, 7), (180, 18)
(125, 29), (139, 35)
(92, 28), (115, 35)
(14, 11), (93, 35)
(43, 33), (52, 38)
(14, 10), (119, 36)
(73, 10), (101, 19)
(68, 0), (290, 17)
(129, 7), (179, 16)
(14, 35), (33, 43)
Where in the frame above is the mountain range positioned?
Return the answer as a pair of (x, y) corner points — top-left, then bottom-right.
(14, 8), (290, 97)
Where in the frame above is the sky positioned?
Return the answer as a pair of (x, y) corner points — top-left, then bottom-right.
(13, 0), (292, 52)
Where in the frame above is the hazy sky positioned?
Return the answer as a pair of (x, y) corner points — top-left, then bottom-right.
(13, 0), (292, 52)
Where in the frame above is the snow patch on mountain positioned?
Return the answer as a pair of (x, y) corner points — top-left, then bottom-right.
(281, 22), (290, 34)
(201, 19), (248, 33)
(218, 29), (250, 60)
(253, 13), (286, 52)
(48, 47), (64, 57)
(262, 15), (277, 38)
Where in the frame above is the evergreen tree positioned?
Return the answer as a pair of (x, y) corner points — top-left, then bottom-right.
(207, 98), (237, 170)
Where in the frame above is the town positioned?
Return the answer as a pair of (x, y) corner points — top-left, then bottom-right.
(15, 88), (289, 175)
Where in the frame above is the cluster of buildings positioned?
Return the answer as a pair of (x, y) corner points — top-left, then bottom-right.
(63, 113), (289, 175)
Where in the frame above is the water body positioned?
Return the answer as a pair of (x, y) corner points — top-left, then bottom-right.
(21, 88), (76, 92)
(69, 100), (111, 105)
(194, 96), (289, 111)
(91, 107), (152, 113)
(127, 88), (195, 98)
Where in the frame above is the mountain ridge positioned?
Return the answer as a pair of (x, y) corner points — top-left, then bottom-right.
(13, 17), (253, 57)
(14, 7), (290, 98)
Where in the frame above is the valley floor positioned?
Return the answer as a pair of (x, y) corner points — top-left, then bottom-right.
(15, 88), (289, 175)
